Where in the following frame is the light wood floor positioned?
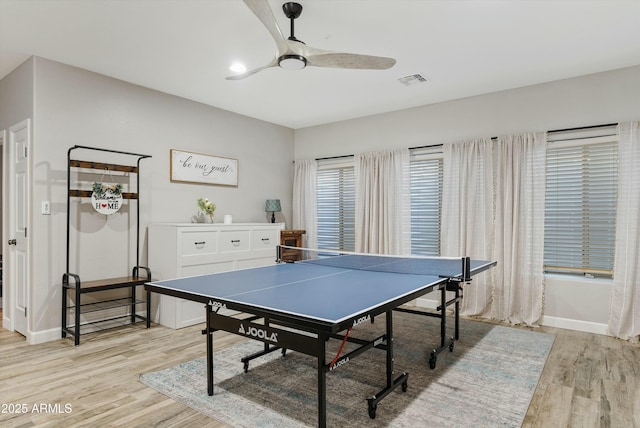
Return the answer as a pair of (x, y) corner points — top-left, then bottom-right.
(1, 311), (638, 427)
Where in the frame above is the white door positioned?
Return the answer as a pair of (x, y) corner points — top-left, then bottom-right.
(7, 120), (30, 336)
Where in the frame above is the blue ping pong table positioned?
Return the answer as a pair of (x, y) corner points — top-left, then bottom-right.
(145, 249), (496, 427)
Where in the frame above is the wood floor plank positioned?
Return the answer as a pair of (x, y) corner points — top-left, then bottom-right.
(568, 395), (599, 428)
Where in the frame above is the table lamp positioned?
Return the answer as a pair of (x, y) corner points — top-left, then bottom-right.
(265, 199), (281, 223)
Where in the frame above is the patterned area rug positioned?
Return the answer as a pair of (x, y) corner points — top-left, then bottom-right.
(140, 312), (555, 427)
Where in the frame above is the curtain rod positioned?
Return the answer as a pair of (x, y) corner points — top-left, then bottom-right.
(316, 143), (445, 160)
(315, 154), (354, 161)
(314, 122), (619, 161)
(547, 122), (617, 133)
(489, 122), (618, 141)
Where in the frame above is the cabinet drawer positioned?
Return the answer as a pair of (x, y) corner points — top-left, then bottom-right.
(219, 230), (250, 253)
(252, 229), (278, 251)
(180, 231), (218, 257)
(182, 261), (234, 276)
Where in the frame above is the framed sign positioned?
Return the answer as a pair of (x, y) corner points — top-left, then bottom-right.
(170, 149), (238, 186)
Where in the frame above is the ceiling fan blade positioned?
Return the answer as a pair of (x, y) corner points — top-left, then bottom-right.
(242, 0), (288, 54)
(296, 43), (396, 70)
(226, 58), (278, 80)
(306, 51), (396, 70)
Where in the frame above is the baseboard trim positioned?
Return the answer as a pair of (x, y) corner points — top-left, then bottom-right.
(27, 327), (61, 345)
(2, 314), (11, 331)
(541, 315), (609, 336)
(415, 298), (610, 336)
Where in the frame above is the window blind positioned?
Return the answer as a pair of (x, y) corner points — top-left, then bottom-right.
(544, 138), (618, 277)
(316, 166), (355, 251)
(410, 155), (443, 256)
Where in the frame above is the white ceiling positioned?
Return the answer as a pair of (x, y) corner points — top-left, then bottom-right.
(1, 0), (640, 129)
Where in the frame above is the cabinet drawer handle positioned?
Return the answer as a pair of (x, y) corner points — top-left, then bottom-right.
(194, 241), (206, 247)
(261, 238), (270, 243)
(231, 239), (241, 246)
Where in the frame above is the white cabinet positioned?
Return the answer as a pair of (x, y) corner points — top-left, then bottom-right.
(149, 223), (283, 328)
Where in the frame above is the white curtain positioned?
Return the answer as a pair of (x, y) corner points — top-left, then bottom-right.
(494, 132), (547, 326)
(292, 159), (318, 249)
(608, 121), (640, 342)
(441, 138), (495, 317)
(355, 149), (411, 255)
(443, 134), (546, 325)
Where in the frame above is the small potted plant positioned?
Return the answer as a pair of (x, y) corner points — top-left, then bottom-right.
(197, 197), (216, 223)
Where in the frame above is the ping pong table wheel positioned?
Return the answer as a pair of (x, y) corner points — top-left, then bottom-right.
(401, 381), (408, 392)
(243, 361), (249, 373)
(368, 403), (377, 419)
(449, 339), (455, 352)
(429, 353), (437, 369)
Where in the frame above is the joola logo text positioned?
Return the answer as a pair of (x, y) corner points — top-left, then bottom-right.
(208, 300), (227, 310)
(209, 300), (227, 310)
(352, 314), (371, 327)
(238, 323), (278, 343)
(330, 357), (350, 371)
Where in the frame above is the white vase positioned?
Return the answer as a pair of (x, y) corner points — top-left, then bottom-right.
(192, 212), (215, 223)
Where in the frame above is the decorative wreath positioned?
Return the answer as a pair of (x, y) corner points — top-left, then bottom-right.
(92, 182), (123, 197)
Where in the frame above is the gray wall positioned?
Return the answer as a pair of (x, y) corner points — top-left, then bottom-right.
(3, 57), (294, 341)
(295, 65), (640, 158)
(294, 65), (640, 334)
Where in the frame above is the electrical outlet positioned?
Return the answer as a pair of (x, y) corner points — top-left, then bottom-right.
(41, 201), (51, 215)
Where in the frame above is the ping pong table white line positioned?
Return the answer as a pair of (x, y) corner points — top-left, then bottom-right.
(223, 267), (355, 299)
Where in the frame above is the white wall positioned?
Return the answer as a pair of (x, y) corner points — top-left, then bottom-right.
(294, 65), (640, 335)
(4, 57), (294, 342)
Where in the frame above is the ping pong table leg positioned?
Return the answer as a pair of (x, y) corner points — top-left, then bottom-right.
(440, 284), (446, 349)
(206, 303), (214, 396)
(454, 285), (460, 340)
(317, 332), (327, 428)
(367, 310), (409, 419)
(429, 284), (451, 369)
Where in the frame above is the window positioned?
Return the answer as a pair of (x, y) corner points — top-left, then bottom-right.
(316, 164), (355, 251)
(410, 150), (444, 256)
(544, 137), (618, 277)
(315, 152), (443, 254)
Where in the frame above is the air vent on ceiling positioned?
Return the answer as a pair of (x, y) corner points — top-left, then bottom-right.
(398, 73), (428, 86)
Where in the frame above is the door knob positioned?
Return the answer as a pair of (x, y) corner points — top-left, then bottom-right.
(8, 239), (16, 245)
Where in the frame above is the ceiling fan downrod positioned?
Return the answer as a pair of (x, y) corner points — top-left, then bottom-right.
(282, 2), (304, 43)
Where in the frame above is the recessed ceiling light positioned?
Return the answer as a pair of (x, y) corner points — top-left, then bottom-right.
(230, 62), (247, 73)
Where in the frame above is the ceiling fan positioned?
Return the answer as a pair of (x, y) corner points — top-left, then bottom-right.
(226, 0), (396, 80)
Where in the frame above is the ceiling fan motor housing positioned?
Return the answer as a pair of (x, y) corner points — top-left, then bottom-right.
(279, 2), (306, 69)
(278, 54), (307, 70)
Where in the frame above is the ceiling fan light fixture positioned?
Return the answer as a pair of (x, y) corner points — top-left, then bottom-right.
(278, 54), (307, 70)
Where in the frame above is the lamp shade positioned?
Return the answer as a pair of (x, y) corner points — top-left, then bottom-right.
(265, 199), (281, 213)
